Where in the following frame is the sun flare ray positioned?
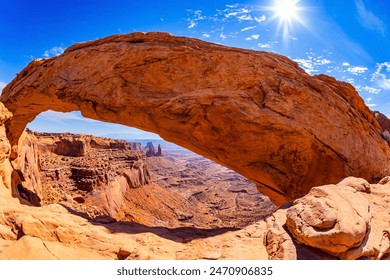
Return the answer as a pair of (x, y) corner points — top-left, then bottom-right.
(266, 0), (307, 44)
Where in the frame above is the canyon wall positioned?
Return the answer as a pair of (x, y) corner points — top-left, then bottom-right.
(14, 132), (151, 219)
(1, 32), (389, 205)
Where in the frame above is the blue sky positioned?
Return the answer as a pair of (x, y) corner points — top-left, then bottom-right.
(0, 0), (389, 139)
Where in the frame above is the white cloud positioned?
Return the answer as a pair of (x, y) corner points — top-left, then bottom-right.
(371, 62), (390, 89)
(245, 34), (260, 40)
(224, 8), (252, 20)
(366, 103), (377, 107)
(355, 0), (386, 35)
(342, 62), (350, 67)
(43, 46), (65, 58)
(365, 97), (372, 102)
(188, 21), (196, 29)
(241, 26), (256, 32)
(379, 80), (390, 90)
(316, 58), (332, 65)
(226, 4), (239, 9)
(237, 14), (253, 21)
(219, 33), (227, 40)
(293, 53), (333, 75)
(220, 5), (266, 24)
(347, 66), (368, 75)
(37, 110), (99, 124)
(288, 35), (298, 41)
(202, 33), (211, 38)
(258, 43), (271, 49)
(0, 81), (7, 92)
(254, 15), (266, 23)
(294, 58), (318, 75)
(363, 86), (381, 94)
(186, 10), (205, 29)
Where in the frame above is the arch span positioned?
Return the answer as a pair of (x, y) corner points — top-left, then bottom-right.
(1, 32), (388, 205)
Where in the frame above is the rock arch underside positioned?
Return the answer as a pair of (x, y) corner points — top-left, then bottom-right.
(2, 32), (389, 205)
(0, 32), (390, 260)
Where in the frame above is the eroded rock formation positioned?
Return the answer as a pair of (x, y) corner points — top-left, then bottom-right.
(264, 177), (390, 260)
(1, 32), (388, 204)
(374, 111), (390, 144)
(144, 142), (163, 157)
(16, 132), (151, 219)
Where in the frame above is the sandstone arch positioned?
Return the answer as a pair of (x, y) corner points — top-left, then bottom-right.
(1, 32), (389, 205)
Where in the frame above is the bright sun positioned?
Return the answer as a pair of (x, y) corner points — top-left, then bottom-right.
(273, 0), (299, 21)
(268, 0), (305, 43)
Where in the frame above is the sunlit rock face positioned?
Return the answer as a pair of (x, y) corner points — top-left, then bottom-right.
(1, 32), (389, 205)
(15, 131), (151, 219)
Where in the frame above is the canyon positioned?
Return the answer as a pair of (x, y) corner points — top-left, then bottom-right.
(17, 131), (275, 228)
(0, 32), (389, 259)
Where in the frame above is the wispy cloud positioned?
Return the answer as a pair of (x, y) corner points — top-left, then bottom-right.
(0, 81), (7, 92)
(363, 86), (381, 94)
(258, 43), (271, 49)
(293, 52), (333, 75)
(241, 26), (256, 32)
(219, 32), (227, 40)
(185, 4), (267, 42)
(254, 15), (266, 23)
(371, 62), (390, 89)
(245, 34), (260, 40)
(219, 5), (267, 23)
(43, 46), (65, 58)
(294, 58), (319, 74)
(347, 66), (368, 75)
(342, 62), (350, 67)
(37, 110), (99, 125)
(355, 0), (386, 35)
(186, 10), (205, 29)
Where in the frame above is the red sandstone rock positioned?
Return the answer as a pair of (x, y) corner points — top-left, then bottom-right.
(1, 32), (388, 204)
(373, 111), (390, 144)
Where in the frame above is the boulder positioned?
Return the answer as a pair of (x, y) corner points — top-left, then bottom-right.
(264, 177), (390, 259)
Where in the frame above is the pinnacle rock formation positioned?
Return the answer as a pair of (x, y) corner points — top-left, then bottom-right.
(144, 142), (163, 157)
(1, 32), (389, 205)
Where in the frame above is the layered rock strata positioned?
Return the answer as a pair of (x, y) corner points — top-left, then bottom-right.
(15, 132), (151, 219)
(1, 32), (388, 204)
